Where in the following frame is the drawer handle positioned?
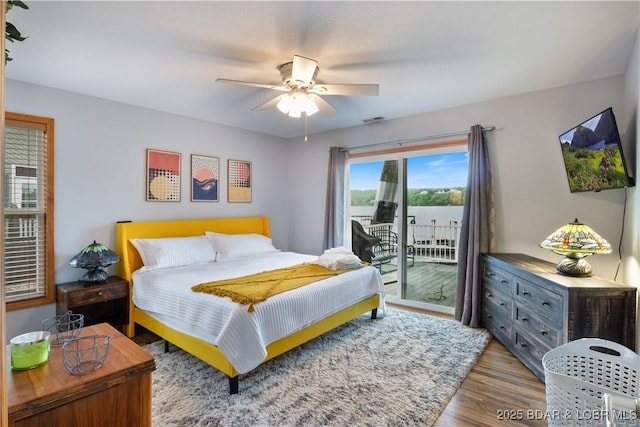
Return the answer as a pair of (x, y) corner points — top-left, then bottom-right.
(499, 325), (505, 330)
(522, 291), (530, 296)
(521, 317), (528, 322)
(500, 279), (508, 284)
(540, 331), (548, 336)
(541, 301), (550, 307)
(97, 291), (103, 297)
(487, 292), (493, 297)
(499, 302), (505, 307)
(487, 272), (495, 277)
(519, 343), (528, 348)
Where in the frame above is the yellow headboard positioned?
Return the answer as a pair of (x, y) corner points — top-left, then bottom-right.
(115, 216), (271, 283)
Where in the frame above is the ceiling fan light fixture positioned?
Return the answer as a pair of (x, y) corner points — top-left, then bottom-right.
(288, 101), (302, 118)
(277, 92), (319, 118)
(303, 94), (319, 116)
(277, 94), (294, 114)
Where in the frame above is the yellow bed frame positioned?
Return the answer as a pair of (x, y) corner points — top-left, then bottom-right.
(115, 216), (380, 394)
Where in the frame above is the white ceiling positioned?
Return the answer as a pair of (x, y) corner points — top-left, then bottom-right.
(5, 1), (639, 139)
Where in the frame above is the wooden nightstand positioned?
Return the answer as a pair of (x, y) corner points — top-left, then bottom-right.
(8, 323), (155, 426)
(56, 276), (129, 331)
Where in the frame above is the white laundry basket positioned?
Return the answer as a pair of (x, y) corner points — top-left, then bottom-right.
(542, 338), (640, 427)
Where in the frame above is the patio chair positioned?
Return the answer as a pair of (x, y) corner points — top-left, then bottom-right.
(351, 220), (380, 263)
(368, 226), (415, 272)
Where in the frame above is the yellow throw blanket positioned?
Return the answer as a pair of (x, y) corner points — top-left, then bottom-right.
(191, 262), (352, 311)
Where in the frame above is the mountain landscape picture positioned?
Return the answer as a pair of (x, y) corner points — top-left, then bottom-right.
(559, 108), (631, 192)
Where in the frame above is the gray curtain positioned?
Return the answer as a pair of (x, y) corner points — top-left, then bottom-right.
(323, 147), (347, 251)
(455, 125), (494, 327)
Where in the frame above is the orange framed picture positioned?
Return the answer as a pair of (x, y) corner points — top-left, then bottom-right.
(191, 154), (219, 202)
(146, 149), (181, 202)
(227, 159), (251, 203)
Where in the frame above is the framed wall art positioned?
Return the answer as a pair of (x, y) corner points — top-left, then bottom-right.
(227, 159), (252, 203)
(146, 149), (181, 202)
(191, 154), (220, 202)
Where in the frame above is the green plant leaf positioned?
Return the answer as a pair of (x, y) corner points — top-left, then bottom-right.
(13, 1), (30, 10)
(5, 0), (29, 64)
(6, 22), (27, 42)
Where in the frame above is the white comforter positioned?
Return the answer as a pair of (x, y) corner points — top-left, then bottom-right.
(132, 251), (385, 373)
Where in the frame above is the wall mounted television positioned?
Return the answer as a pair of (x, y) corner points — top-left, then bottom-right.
(558, 107), (634, 193)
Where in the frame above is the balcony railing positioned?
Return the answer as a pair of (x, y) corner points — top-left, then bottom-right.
(410, 222), (460, 263)
(355, 217), (461, 264)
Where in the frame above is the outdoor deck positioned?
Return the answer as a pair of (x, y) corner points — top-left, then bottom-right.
(352, 216), (460, 308)
(380, 260), (457, 308)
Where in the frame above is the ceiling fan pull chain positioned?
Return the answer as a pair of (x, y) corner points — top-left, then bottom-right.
(304, 113), (308, 142)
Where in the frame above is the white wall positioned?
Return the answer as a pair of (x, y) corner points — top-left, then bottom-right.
(5, 80), (291, 338)
(622, 29), (639, 349)
(286, 76), (633, 283)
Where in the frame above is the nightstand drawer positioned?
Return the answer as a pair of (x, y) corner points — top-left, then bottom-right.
(66, 284), (127, 306)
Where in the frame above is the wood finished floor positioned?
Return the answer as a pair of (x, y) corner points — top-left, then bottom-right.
(395, 304), (548, 427)
(132, 304), (548, 426)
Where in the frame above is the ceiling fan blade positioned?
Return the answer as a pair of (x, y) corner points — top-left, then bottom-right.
(216, 78), (288, 92)
(310, 84), (379, 96)
(291, 55), (319, 86)
(310, 94), (338, 115)
(251, 94), (284, 111)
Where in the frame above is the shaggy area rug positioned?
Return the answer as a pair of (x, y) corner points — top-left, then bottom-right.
(147, 307), (491, 427)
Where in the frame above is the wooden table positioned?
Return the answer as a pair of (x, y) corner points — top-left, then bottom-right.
(7, 323), (156, 426)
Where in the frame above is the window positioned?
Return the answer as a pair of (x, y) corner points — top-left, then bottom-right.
(4, 113), (54, 310)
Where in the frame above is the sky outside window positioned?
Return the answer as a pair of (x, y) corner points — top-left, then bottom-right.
(350, 152), (468, 190)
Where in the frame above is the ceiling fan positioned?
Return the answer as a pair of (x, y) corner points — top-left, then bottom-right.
(216, 55), (379, 118)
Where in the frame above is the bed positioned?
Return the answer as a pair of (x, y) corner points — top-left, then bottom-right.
(115, 216), (384, 394)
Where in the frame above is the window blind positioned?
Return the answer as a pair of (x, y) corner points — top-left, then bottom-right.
(4, 119), (49, 303)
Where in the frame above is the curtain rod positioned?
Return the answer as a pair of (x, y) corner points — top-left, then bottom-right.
(341, 126), (495, 153)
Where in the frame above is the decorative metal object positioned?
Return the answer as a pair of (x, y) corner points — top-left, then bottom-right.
(41, 311), (84, 346)
(69, 241), (120, 283)
(62, 334), (111, 375)
(539, 218), (612, 277)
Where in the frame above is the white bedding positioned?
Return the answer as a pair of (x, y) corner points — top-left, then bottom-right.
(132, 251), (385, 373)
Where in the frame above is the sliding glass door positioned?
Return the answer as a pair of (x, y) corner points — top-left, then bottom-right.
(349, 148), (467, 314)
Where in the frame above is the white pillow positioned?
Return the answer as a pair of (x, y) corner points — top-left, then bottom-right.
(130, 235), (216, 270)
(205, 231), (278, 260)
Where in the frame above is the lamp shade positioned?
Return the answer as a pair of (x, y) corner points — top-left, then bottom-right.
(539, 219), (611, 277)
(69, 241), (120, 283)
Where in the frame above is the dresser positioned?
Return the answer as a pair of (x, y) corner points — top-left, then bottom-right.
(7, 323), (155, 426)
(481, 253), (637, 381)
